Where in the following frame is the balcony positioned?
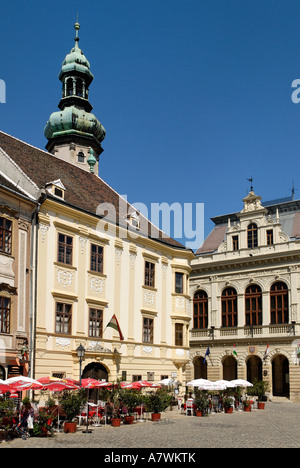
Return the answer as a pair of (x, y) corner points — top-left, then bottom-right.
(190, 322), (298, 342)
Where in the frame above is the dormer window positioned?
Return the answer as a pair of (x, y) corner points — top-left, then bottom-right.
(247, 223), (258, 249)
(127, 211), (140, 230)
(45, 179), (66, 200)
(77, 151), (85, 163)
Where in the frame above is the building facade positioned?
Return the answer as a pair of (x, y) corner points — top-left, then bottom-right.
(0, 22), (193, 386)
(0, 174), (37, 381)
(189, 191), (300, 402)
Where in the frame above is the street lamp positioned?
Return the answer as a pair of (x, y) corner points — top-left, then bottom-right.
(76, 344), (85, 385)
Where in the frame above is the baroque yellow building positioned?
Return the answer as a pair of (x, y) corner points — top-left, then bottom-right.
(0, 22), (193, 386)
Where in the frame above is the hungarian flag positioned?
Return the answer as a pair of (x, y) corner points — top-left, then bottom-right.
(105, 314), (124, 341)
(263, 344), (270, 361)
(233, 344), (238, 359)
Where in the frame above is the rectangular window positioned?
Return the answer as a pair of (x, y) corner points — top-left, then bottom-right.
(175, 323), (184, 346)
(0, 217), (12, 255)
(55, 303), (72, 335)
(175, 272), (184, 294)
(132, 375), (142, 382)
(0, 297), (10, 334)
(58, 234), (73, 265)
(232, 235), (239, 251)
(89, 308), (103, 338)
(145, 261), (155, 288)
(143, 317), (153, 344)
(267, 229), (274, 245)
(90, 244), (104, 273)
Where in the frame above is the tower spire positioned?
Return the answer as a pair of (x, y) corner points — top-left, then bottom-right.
(74, 15), (80, 47)
(44, 20), (106, 174)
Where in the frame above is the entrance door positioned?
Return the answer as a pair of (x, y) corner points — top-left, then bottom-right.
(222, 356), (237, 381)
(82, 362), (109, 402)
(194, 356), (207, 380)
(247, 356), (262, 383)
(272, 355), (289, 397)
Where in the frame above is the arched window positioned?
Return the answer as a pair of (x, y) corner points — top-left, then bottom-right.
(270, 282), (289, 324)
(247, 223), (258, 249)
(193, 290), (208, 329)
(245, 284), (262, 326)
(76, 79), (83, 97)
(221, 287), (237, 328)
(66, 78), (73, 96)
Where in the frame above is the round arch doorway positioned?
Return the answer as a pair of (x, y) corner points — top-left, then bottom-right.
(81, 362), (109, 402)
(222, 356), (237, 381)
(246, 355), (262, 383)
(193, 356), (208, 380)
(272, 355), (290, 398)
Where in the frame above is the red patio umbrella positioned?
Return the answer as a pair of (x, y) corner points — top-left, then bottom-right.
(80, 378), (112, 389)
(4, 377), (43, 391)
(0, 379), (11, 393)
(41, 381), (79, 392)
(121, 380), (159, 389)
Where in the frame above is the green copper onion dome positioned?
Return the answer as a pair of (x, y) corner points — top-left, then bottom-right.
(44, 20), (106, 158)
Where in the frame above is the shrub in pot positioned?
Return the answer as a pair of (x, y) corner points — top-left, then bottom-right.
(194, 391), (209, 416)
(243, 399), (252, 412)
(251, 380), (269, 409)
(60, 390), (86, 433)
(222, 395), (234, 414)
(119, 389), (140, 424)
(144, 389), (172, 420)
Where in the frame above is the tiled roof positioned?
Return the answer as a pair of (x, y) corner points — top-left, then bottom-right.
(0, 131), (185, 249)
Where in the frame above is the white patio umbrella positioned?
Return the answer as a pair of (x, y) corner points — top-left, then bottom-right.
(199, 382), (227, 391)
(214, 380), (236, 388)
(230, 379), (253, 388)
(187, 379), (212, 387)
(158, 378), (179, 386)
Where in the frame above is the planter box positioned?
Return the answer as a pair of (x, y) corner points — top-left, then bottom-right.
(124, 416), (135, 425)
(257, 402), (265, 410)
(224, 407), (233, 414)
(243, 405), (251, 412)
(64, 422), (77, 433)
(196, 410), (203, 417)
(111, 418), (122, 427)
(151, 413), (161, 421)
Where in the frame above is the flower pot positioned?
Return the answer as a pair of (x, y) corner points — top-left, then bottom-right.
(151, 413), (161, 421)
(64, 422), (77, 433)
(196, 410), (203, 417)
(224, 407), (233, 414)
(243, 405), (251, 412)
(111, 418), (122, 427)
(257, 402), (265, 410)
(124, 416), (135, 425)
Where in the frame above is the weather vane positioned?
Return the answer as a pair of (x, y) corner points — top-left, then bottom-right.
(247, 177), (254, 192)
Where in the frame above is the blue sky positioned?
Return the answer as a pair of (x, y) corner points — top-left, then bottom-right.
(1, 0), (300, 247)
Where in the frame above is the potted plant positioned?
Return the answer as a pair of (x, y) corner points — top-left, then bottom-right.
(144, 389), (172, 421)
(110, 386), (122, 427)
(243, 398), (252, 412)
(252, 380), (269, 410)
(119, 389), (140, 424)
(222, 395), (234, 414)
(194, 391), (209, 417)
(111, 406), (122, 427)
(60, 390), (86, 433)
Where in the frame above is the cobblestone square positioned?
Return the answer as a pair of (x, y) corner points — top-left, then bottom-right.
(1, 401), (299, 449)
